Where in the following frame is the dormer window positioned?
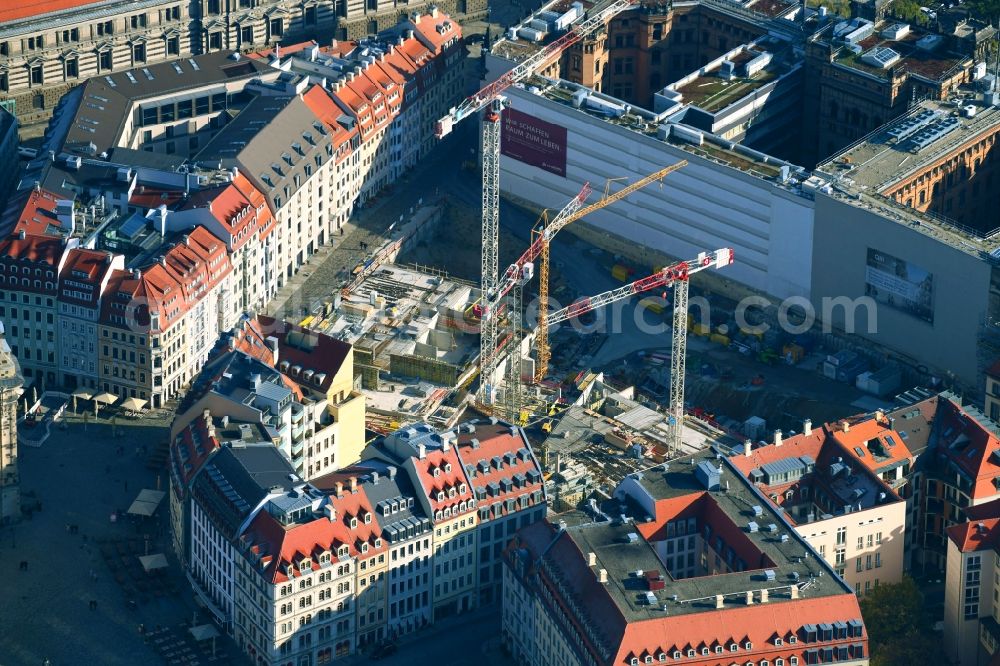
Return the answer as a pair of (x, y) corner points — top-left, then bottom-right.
(374, 538), (382, 548)
(361, 542), (369, 553)
(338, 545), (349, 557)
(444, 463), (452, 473)
(730, 644), (738, 652)
(448, 488), (456, 498)
(745, 642), (753, 650)
(349, 517), (358, 528)
(775, 638), (783, 646)
(364, 513), (371, 524)
(459, 483), (467, 494)
(433, 468), (440, 478)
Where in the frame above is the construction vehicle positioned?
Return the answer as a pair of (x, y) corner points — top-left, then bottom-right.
(545, 248), (734, 454)
(434, 0), (638, 416)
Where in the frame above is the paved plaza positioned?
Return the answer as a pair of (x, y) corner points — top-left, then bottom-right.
(0, 410), (241, 666)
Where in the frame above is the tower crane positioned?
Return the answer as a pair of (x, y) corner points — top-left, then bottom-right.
(476, 162), (687, 419)
(435, 0), (638, 407)
(534, 161), (687, 382)
(546, 248), (734, 454)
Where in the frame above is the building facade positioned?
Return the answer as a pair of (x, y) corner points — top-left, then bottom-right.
(729, 417), (909, 595)
(944, 501), (1000, 665)
(0, 327), (23, 524)
(0, 0), (482, 132)
(503, 448), (871, 666)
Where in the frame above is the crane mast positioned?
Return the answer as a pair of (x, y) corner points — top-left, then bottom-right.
(535, 161), (687, 381)
(434, 0), (637, 407)
(546, 248), (734, 454)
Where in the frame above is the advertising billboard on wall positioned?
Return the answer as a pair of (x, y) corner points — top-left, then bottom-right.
(500, 108), (567, 177)
(864, 248), (934, 324)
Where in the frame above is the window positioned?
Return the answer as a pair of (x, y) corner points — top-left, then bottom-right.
(240, 26), (253, 45)
(305, 6), (317, 24)
(209, 32), (222, 50)
(836, 527), (846, 545)
(166, 35), (180, 56)
(269, 18), (284, 37)
(99, 50), (112, 72)
(132, 42), (146, 63)
(65, 58), (79, 79)
(30, 65), (43, 86)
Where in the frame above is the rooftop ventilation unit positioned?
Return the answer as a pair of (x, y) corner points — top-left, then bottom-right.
(626, 532), (640, 544)
(747, 521), (759, 533)
(764, 569), (776, 581)
(752, 505), (763, 517)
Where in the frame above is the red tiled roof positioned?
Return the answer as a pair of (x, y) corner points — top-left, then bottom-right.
(827, 416), (915, 475)
(729, 429), (826, 476)
(409, 11), (463, 53)
(59, 247), (115, 308)
(0, 0), (102, 23)
(129, 188), (186, 210)
(181, 173), (275, 250)
(515, 520), (865, 666)
(170, 414), (222, 488)
(10, 188), (62, 237)
(413, 447), (475, 514)
(245, 482), (385, 584)
(255, 315), (351, 395)
(936, 397), (1000, 501)
(617, 594), (866, 666)
(948, 518), (1000, 553)
(0, 233), (65, 266)
(454, 423), (545, 515)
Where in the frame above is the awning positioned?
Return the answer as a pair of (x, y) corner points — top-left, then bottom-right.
(92, 392), (117, 405)
(127, 488), (166, 516)
(190, 624), (221, 641)
(121, 396), (147, 411)
(138, 553), (168, 572)
(72, 388), (94, 400)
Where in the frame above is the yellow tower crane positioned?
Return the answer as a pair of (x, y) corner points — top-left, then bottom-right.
(534, 161), (688, 382)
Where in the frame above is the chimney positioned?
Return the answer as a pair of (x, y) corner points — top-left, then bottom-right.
(803, 419), (812, 436)
(759, 589), (769, 604)
(202, 408), (211, 421)
(875, 409), (886, 425)
(418, 443), (426, 459)
(774, 429), (783, 447)
(744, 439), (753, 457)
(715, 594), (724, 609)
(841, 420), (850, 433)
(221, 415), (229, 428)
(745, 590), (754, 605)
(372, 471), (379, 485)
(335, 481), (344, 497)
(598, 569), (608, 583)
(323, 503), (336, 521)
(587, 552), (596, 566)
(430, 5), (439, 17)
(790, 585), (799, 599)
(18, 229), (25, 240)
(388, 466), (397, 480)
(349, 476), (357, 493)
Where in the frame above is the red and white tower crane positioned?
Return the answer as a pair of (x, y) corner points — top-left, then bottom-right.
(547, 248), (734, 453)
(435, 0), (637, 406)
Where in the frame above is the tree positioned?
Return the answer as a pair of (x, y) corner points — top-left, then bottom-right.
(860, 576), (945, 666)
(889, 0), (930, 24)
(967, 0), (1000, 23)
